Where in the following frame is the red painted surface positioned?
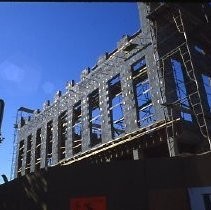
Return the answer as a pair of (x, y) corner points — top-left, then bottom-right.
(70, 196), (106, 210)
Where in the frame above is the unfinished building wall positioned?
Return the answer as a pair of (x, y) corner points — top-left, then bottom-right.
(13, 2), (211, 178)
(14, 27), (169, 178)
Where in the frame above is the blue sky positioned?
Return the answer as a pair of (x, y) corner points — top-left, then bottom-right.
(0, 2), (140, 183)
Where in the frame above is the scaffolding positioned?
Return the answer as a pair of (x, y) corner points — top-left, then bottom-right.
(147, 3), (211, 154)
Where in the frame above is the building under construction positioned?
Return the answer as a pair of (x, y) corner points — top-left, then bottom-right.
(0, 2), (210, 210)
(11, 2), (211, 180)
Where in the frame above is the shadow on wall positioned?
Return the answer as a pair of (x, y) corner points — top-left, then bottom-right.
(0, 171), (47, 210)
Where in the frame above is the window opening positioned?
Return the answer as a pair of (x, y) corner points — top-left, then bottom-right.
(72, 101), (82, 155)
(25, 134), (32, 174)
(17, 140), (24, 177)
(58, 110), (67, 160)
(46, 120), (53, 166)
(132, 60), (155, 127)
(171, 59), (193, 121)
(131, 56), (146, 77)
(89, 89), (102, 147)
(35, 128), (41, 171)
(202, 74), (211, 112)
(108, 74), (125, 139)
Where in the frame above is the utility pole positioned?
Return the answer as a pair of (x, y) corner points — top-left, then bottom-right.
(0, 99), (5, 143)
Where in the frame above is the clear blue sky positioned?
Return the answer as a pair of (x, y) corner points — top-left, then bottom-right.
(0, 2), (140, 183)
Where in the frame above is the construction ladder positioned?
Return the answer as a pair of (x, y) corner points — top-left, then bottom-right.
(173, 8), (211, 150)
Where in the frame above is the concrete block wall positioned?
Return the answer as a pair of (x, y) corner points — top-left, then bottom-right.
(14, 28), (168, 178)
